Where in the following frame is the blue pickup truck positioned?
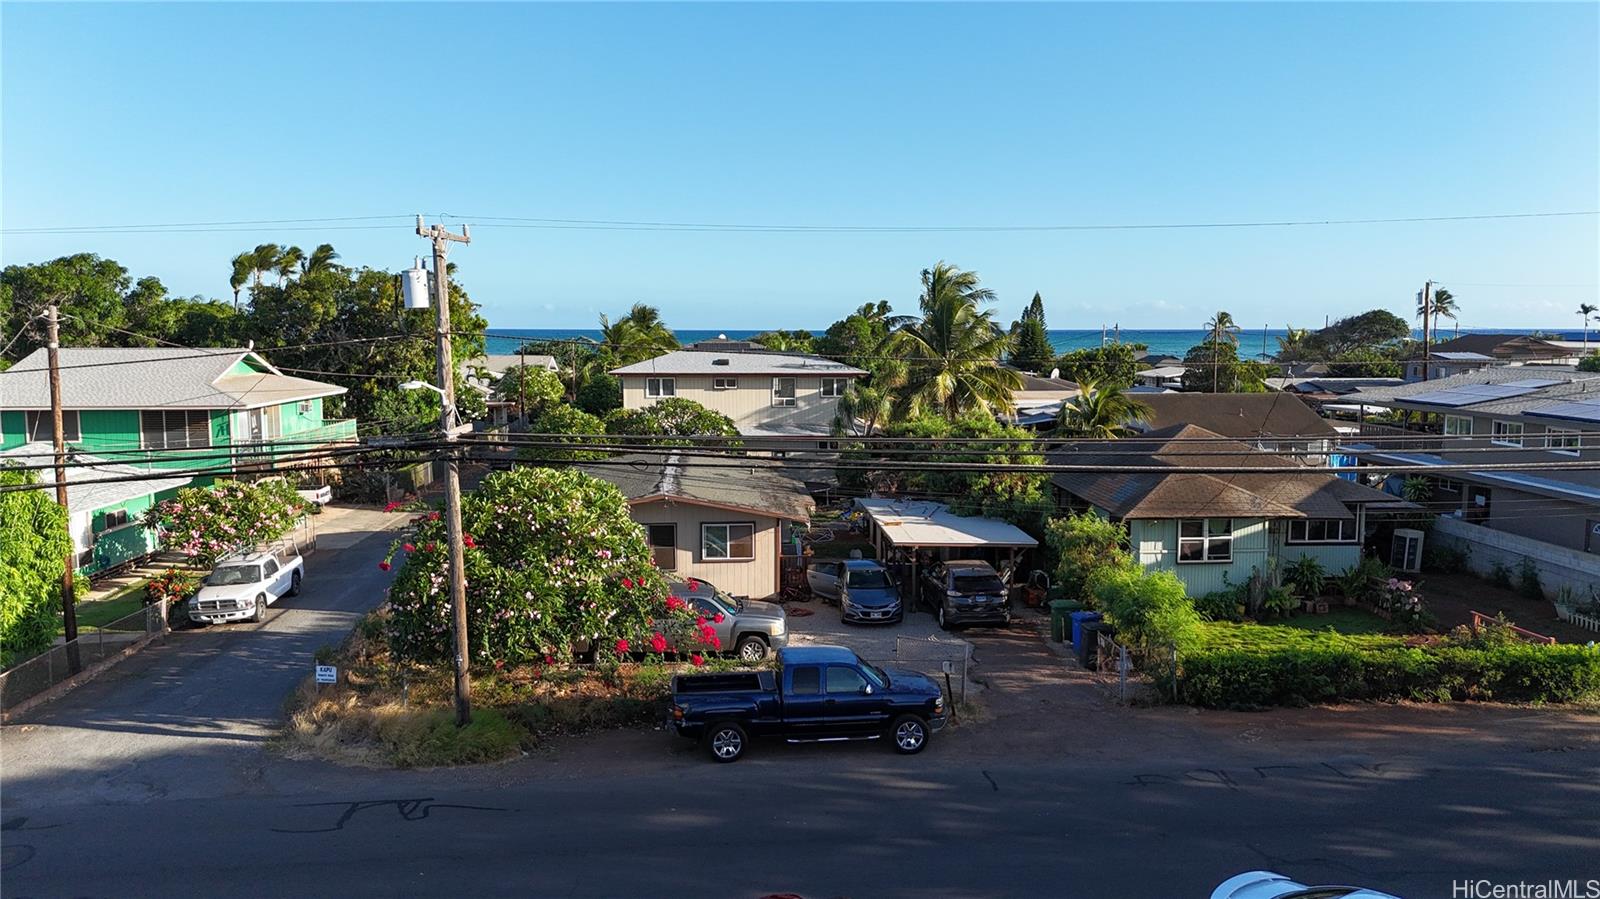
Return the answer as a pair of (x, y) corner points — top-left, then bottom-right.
(669, 645), (947, 762)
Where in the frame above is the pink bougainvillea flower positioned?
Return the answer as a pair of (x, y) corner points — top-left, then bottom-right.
(378, 561), (392, 571)
(403, 543), (416, 553)
(614, 638), (630, 654)
(665, 595), (687, 612)
(691, 653), (705, 667)
(493, 659), (505, 670)
(649, 632), (668, 653)
(712, 612), (725, 624)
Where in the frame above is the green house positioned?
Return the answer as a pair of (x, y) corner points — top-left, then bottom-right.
(1049, 423), (1407, 597)
(0, 347), (354, 574)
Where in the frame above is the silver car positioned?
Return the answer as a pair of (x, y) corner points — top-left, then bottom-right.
(665, 578), (789, 661)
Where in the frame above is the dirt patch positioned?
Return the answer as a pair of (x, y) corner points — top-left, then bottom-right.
(1422, 571), (1595, 643)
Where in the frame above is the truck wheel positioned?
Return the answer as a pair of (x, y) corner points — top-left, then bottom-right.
(937, 606), (949, 630)
(252, 593), (268, 623)
(889, 714), (928, 754)
(706, 722), (747, 762)
(289, 571), (303, 597)
(735, 635), (769, 662)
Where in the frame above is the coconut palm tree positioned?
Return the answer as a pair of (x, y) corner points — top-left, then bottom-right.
(229, 253), (254, 308)
(1205, 310), (1241, 347)
(1056, 378), (1152, 438)
(301, 243), (341, 275)
(1275, 326), (1312, 361)
(831, 383), (897, 437)
(1580, 303), (1598, 351)
(891, 262), (1021, 419)
(275, 246), (304, 285)
(246, 244), (281, 288)
(1418, 287), (1458, 346)
(595, 303), (678, 366)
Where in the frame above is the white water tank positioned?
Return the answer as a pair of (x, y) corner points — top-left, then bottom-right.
(402, 258), (431, 309)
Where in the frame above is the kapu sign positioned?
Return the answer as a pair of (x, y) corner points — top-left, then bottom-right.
(315, 664), (337, 684)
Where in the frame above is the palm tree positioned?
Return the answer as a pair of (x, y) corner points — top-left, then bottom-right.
(891, 262), (1022, 419)
(595, 303), (678, 366)
(246, 243), (281, 288)
(275, 246), (305, 285)
(229, 253), (254, 308)
(1205, 310), (1241, 347)
(1275, 325), (1312, 361)
(302, 243), (341, 275)
(832, 383), (896, 437)
(1580, 303), (1598, 351)
(1056, 378), (1152, 438)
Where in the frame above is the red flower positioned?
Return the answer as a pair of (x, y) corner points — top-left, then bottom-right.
(712, 612), (725, 624)
(544, 653), (555, 665)
(696, 616), (707, 627)
(709, 635), (722, 650)
(493, 659), (505, 670)
(429, 511), (441, 521)
(665, 596), (687, 612)
(687, 578), (700, 590)
(622, 577), (635, 590)
(383, 501), (400, 513)
(403, 543), (416, 553)
(378, 560), (392, 571)
(614, 638), (630, 654)
(649, 632), (668, 653)
(463, 534), (477, 548)
(426, 542), (437, 553)
(691, 653), (705, 667)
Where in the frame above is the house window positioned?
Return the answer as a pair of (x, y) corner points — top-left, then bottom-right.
(1434, 478), (1463, 493)
(772, 378), (796, 407)
(817, 440), (841, 451)
(26, 410), (80, 443)
(820, 378), (849, 398)
(140, 410), (211, 450)
(1443, 415), (1473, 437)
(646, 524), (677, 571)
(297, 400), (313, 414)
(1178, 518), (1233, 563)
(1490, 420), (1523, 447)
(702, 522), (756, 561)
(646, 377), (675, 398)
(712, 377), (737, 390)
(99, 509), (130, 532)
(1287, 519), (1357, 544)
(1547, 428), (1581, 456)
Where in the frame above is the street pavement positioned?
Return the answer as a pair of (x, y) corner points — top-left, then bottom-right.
(3, 513), (1598, 897)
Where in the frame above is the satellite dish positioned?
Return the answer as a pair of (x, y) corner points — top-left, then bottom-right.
(1049, 367), (1060, 380)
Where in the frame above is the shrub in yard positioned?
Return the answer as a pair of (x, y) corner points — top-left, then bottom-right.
(144, 479), (307, 566)
(1282, 555), (1326, 600)
(145, 568), (199, 605)
(1045, 512), (1132, 605)
(1516, 559), (1543, 601)
(382, 467), (698, 668)
(0, 468), (74, 665)
(1194, 587), (1245, 623)
(1091, 566), (1202, 652)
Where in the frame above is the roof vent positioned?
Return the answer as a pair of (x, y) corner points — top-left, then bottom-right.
(712, 358), (731, 366)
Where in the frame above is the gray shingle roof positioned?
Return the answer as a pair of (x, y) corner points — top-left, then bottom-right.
(577, 452), (815, 520)
(0, 442), (192, 513)
(1130, 392), (1338, 439)
(610, 350), (865, 377)
(1, 348), (345, 410)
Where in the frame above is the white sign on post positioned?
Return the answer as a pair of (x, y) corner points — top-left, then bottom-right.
(941, 660), (955, 674)
(315, 664), (337, 685)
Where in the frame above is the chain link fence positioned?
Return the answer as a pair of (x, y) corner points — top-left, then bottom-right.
(0, 600), (170, 717)
(864, 635), (972, 706)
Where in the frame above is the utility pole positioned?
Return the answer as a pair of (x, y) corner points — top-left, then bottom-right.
(1420, 280), (1432, 382)
(517, 342), (527, 425)
(47, 304), (81, 674)
(417, 215), (473, 727)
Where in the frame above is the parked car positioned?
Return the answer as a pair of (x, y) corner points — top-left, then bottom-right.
(921, 559), (1010, 630)
(806, 559), (903, 625)
(664, 576), (789, 661)
(670, 645), (946, 762)
(1212, 871), (1402, 899)
(188, 544), (304, 625)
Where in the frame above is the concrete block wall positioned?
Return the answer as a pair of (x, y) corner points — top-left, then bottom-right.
(1431, 517), (1600, 601)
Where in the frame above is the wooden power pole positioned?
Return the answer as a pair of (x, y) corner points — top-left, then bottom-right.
(46, 304), (82, 673)
(1420, 280), (1432, 382)
(417, 215), (473, 726)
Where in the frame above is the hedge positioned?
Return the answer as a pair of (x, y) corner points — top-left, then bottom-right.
(1179, 639), (1600, 708)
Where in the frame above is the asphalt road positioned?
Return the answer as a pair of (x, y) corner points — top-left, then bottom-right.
(3, 516), (1598, 898)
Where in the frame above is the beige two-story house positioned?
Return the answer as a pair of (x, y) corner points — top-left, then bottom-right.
(611, 340), (866, 438)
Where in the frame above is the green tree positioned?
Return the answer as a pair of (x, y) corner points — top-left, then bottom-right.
(831, 383), (895, 437)
(1, 253), (135, 363)
(1578, 352), (1600, 373)
(491, 364), (564, 411)
(1327, 347), (1402, 378)
(1580, 303), (1598, 351)
(1417, 287), (1459, 348)
(144, 480), (308, 567)
(302, 243), (343, 276)
(1180, 341), (1269, 393)
(1056, 378), (1152, 438)
(1205, 310), (1241, 348)
(595, 303), (678, 365)
(1045, 513), (1131, 604)
(603, 397), (738, 442)
(382, 467), (679, 666)
(873, 412), (1048, 527)
(522, 404), (607, 462)
(0, 468), (74, 665)
(1304, 309), (1411, 358)
(752, 329), (817, 353)
(1053, 344), (1140, 390)
(1008, 292), (1054, 374)
(1274, 326), (1313, 361)
(892, 262), (1021, 419)
(1092, 566), (1202, 652)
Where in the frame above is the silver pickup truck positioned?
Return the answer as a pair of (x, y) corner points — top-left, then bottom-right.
(188, 544), (305, 625)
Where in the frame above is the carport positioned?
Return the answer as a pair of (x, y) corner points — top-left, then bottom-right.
(852, 498), (1039, 611)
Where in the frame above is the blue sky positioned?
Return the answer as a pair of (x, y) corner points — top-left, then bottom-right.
(3, 2), (1596, 331)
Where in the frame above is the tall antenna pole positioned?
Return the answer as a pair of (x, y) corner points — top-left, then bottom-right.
(47, 304), (82, 674)
(417, 215), (473, 726)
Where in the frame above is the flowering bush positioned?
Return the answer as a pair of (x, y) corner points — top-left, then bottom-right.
(382, 467), (698, 667)
(144, 479), (307, 566)
(1375, 577), (1433, 632)
(145, 568), (200, 605)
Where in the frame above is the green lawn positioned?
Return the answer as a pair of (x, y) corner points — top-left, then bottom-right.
(1277, 607), (1391, 636)
(64, 582), (150, 633)
(1195, 621), (1406, 653)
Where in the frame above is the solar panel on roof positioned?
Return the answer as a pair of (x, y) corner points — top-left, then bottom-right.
(1503, 378), (1562, 388)
(1407, 390), (1489, 407)
(1455, 384), (1534, 398)
(1532, 401), (1600, 424)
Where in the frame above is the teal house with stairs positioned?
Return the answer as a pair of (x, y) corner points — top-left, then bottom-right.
(0, 347), (354, 574)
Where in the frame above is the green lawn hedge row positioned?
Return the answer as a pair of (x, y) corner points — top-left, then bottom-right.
(1178, 625), (1600, 708)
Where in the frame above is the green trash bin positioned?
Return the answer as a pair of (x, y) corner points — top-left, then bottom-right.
(1048, 600), (1080, 642)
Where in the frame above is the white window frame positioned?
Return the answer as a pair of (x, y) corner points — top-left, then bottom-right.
(1287, 518), (1358, 544)
(1177, 518), (1234, 563)
(701, 522), (756, 561)
(771, 377), (797, 407)
(297, 400), (314, 414)
(140, 409), (211, 450)
(1490, 420), (1523, 448)
(820, 377), (849, 398)
(1546, 427), (1581, 456)
(26, 410), (81, 443)
(645, 377), (675, 398)
(712, 377), (737, 391)
(98, 508), (130, 532)
(1443, 415), (1473, 438)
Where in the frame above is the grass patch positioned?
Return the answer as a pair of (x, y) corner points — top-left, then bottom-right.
(68, 591), (148, 632)
(1276, 608), (1392, 636)
(1195, 621), (1407, 653)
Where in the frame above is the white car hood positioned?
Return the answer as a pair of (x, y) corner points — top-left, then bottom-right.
(194, 583), (260, 602)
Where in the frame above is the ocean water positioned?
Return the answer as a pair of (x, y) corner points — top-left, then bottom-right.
(486, 327), (1581, 361)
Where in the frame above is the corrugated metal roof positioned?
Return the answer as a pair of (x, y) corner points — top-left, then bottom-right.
(1, 348), (345, 410)
(855, 498), (1038, 548)
(0, 442), (192, 512)
(610, 350), (865, 377)
(577, 452), (815, 520)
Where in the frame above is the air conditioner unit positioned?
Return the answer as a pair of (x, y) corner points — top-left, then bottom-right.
(1390, 528), (1424, 573)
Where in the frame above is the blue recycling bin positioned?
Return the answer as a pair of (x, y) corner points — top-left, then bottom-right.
(1070, 611), (1102, 655)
